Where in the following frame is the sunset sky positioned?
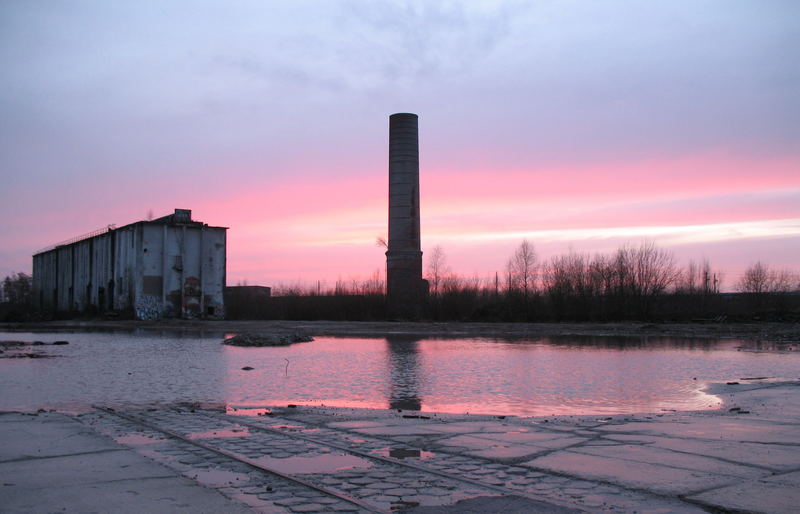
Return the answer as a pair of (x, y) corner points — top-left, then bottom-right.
(1, 1), (798, 290)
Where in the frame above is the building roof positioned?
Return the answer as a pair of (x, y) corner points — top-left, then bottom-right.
(33, 209), (226, 256)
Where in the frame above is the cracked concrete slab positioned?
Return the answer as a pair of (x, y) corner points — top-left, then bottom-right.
(354, 424), (444, 436)
(686, 471), (800, 514)
(437, 433), (585, 453)
(523, 450), (746, 495)
(595, 417), (800, 445)
(464, 445), (547, 460)
(604, 433), (800, 471)
(418, 421), (525, 434)
(1, 476), (257, 514)
(0, 450), (174, 489)
(0, 412), (253, 514)
(0, 412), (120, 461)
(3, 379), (800, 513)
(409, 494), (579, 513)
(568, 444), (768, 479)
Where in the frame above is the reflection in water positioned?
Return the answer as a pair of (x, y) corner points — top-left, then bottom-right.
(543, 335), (722, 351)
(2, 331), (798, 416)
(386, 336), (422, 411)
(253, 453), (373, 474)
(385, 448), (436, 460)
(0, 331), (229, 413)
(186, 426), (251, 439)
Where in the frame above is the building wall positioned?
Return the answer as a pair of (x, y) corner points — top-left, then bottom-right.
(33, 214), (226, 319)
(136, 223), (226, 319)
(91, 232), (115, 311)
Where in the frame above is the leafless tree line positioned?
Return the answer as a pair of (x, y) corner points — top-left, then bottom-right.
(272, 269), (386, 297)
(260, 240), (798, 321)
(0, 272), (33, 321)
(735, 261), (799, 294)
(10, 238), (796, 322)
(1, 272), (31, 305)
(420, 241), (799, 321)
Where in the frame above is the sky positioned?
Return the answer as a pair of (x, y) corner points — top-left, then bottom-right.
(1, 1), (798, 290)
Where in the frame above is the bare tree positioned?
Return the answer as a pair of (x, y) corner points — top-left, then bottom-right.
(425, 245), (450, 296)
(737, 262), (770, 293)
(506, 239), (537, 297)
(615, 242), (680, 296)
(773, 269), (798, 293)
(361, 269), (385, 295)
(607, 242), (680, 317)
(737, 262), (798, 293)
(543, 251), (591, 298)
(1, 272), (32, 305)
(678, 260), (699, 294)
(678, 259), (719, 294)
(588, 253), (614, 296)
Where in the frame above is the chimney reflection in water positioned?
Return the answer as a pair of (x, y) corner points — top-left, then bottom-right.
(385, 336), (422, 411)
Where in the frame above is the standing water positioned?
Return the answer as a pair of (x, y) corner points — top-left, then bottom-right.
(1, 331), (797, 416)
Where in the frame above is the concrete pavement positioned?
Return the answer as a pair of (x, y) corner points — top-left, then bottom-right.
(2, 379), (799, 513)
(0, 411), (253, 513)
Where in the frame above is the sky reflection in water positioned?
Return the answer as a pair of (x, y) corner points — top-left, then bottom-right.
(1, 331), (797, 416)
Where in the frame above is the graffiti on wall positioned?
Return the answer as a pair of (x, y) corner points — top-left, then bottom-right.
(134, 295), (162, 320)
(183, 276), (201, 317)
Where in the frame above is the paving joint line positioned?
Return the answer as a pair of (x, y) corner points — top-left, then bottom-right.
(563, 447), (771, 478)
(0, 447), (127, 464)
(94, 406), (384, 513)
(262, 412), (592, 466)
(190, 410), (716, 511)
(209, 411), (583, 510)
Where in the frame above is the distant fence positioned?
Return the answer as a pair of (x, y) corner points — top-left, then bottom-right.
(35, 224), (116, 255)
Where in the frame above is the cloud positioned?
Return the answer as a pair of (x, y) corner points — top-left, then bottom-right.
(336, 0), (518, 85)
(1, 1), (798, 284)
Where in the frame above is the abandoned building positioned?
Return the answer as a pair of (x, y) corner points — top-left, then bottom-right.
(32, 209), (227, 320)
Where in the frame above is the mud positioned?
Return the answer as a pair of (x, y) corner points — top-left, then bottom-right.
(2, 319), (798, 343)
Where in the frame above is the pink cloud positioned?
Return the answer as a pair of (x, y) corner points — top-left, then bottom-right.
(208, 152), (800, 285)
(7, 151), (798, 288)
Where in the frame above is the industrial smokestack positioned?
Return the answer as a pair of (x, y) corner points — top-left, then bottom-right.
(386, 113), (427, 317)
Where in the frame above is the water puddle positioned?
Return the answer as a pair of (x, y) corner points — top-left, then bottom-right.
(114, 433), (166, 446)
(139, 448), (176, 466)
(226, 406), (272, 416)
(392, 500), (420, 510)
(253, 452), (373, 474)
(186, 425), (251, 439)
(5, 331), (798, 417)
(379, 447), (436, 460)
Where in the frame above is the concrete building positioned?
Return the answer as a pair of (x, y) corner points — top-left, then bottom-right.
(386, 113), (428, 318)
(32, 209), (226, 320)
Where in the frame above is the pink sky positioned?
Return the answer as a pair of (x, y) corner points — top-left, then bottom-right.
(1, 2), (798, 290)
(192, 151), (800, 289)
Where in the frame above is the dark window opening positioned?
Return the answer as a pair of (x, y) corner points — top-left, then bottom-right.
(108, 280), (115, 310)
(207, 306), (215, 316)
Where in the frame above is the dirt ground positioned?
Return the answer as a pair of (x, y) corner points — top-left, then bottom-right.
(2, 319), (798, 343)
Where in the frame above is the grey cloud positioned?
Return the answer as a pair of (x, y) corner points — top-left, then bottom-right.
(335, 0), (519, 85)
